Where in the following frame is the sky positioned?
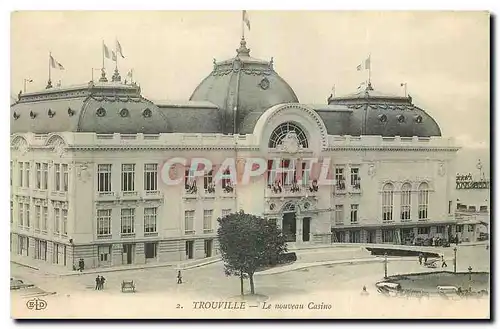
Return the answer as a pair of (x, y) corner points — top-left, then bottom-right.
(10, 11), (490, 148)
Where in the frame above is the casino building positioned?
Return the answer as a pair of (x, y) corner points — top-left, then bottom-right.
(11, 36), (469, 269)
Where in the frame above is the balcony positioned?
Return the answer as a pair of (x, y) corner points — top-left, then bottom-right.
(184, 183), (198, 199)
(221, 184), (235, 198)
(203, 184), (216, 199)
(97, 234), (112, 240)
(184, 230), (195, 235)
(97, 191), (115, 201)
(334, 180), (347, 195)
(121, 191), (140, 200)
(203, 229), (214, 234)
(32, 189), (48, 198)
(349, 179), (362, 194)
(266, 180), (318, 198)
(143, 190), (163, 200)
(144, 231), (158, 237)
(50, 190), (68, 201)
(120, 232), (136, 238)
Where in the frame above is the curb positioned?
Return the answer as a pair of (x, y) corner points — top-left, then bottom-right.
(254, 257), (414, 276)
(11, 261), (40, 271)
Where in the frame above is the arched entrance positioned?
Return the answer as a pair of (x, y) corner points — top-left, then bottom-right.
(282, 202), (297, 242)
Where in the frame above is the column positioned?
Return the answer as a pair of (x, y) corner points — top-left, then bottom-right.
(375, 229), (382, 244)
(296, 216), (303, 242)
(345, 231), (350, 243)
(360, 229), (368, 243)
(111, 243), (123, 266)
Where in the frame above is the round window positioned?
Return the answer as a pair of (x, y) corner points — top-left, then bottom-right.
(96, 107), (106, 117)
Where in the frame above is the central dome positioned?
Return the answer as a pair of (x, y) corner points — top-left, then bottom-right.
(189, 38), (299, 134)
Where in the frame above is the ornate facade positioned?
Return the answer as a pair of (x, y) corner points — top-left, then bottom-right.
(10, 37), (474, 269)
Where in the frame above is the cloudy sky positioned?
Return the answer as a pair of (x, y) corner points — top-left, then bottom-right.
(11, 11), (490, 148)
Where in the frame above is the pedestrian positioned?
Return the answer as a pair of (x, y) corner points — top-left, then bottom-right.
(95, 275), (100, 290)
(418, 253), (423, 265)
(100, 276), (106, 290)
(424, 254), (428, 263)
(177, 270), (183, 284)
(360, 285), (369, 296)
(441, 255), (448, 268)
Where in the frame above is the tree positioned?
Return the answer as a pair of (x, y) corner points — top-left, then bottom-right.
(217, 210), (287, 295)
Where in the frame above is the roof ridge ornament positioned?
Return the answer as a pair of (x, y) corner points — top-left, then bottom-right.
(236, 37), (251, 57)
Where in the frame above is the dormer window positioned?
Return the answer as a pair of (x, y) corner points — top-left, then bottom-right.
(378, 114), (387, 123)
(142, 108), (152, 118)
(48, 109), (55, 118)
(415, 115), (423, 123)
(30, 111), (37, 119)
(397, 114), (405, 123)
(269, 122), (308, 149)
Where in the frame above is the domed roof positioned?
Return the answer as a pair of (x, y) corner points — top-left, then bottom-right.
(189, 38), (299, 134)
(319, 82), (441, 137)
(11, 81), (171, 134)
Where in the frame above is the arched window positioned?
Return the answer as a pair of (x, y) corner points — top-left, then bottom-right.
(282, 202), (296, 213)
(382, 183), (394, 221)
(400, 183), (412, 221)
(268, 122), (308, 148)
(418, 182), (429, 220)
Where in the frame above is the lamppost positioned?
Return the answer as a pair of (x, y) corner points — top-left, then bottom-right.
(384, 252), (388, 279)
(453, 247), (457, 273)
(468, 266), (473, 292)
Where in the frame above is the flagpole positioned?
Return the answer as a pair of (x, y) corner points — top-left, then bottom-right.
(102, 40), (104, 70)
(241, 11), (245, 39)
(48, 52), (51, 82)
(115, 38), (118, 70)
(368, 54), (371, 84)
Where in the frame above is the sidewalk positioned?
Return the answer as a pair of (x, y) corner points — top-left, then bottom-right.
(254, 256), (413, 276)
(11, 254), (222, 277)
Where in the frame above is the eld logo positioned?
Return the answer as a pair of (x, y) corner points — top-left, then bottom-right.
(26, 297), (47, 311)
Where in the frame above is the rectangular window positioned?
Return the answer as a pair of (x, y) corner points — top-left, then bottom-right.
(42, 206), (48, 231)
(18, 202), (24, 227)
(184, 210), (195, 233)
(448, 201), (452, 214)
(54, 208), (60, 233)
(221, 168), (233, 192)
(145, 242), (158, 259)
(436, 226), (445, 234)
(350, 167), (360, 188)
(62, 164), (69, 192)
(25, 203), (30, 228)
(144, 207), (157, 233)
(97, 164), (112, 192)
(350, 204), (359, 223)
(62, 209), (68, 235)
(120, 208), (135, 234)
(349, 230), (361, 243)
(334, 205), (344, 225)
(221, 209), (231, 218)
(97, 209), (112, 236)
(36, 163), (42, 189)
(10, 201), (13, 224)
(18, 162), (23, 187)
(204, 169), (214, 192)
(42, 163), (48, 190)
(382, 229), (394, 243)
(144, 164), (158, 191)
(35, 205), (41, 230)
(417, 227), (430, 235)
(98, 245), (111, 262)
(335, 166), (345, 190)
(25, 162), (30, 188)
(121, 164), (135, 192)
(203, 209), (213, 232)
(54, 164), (61, 191)
(10, 161), (12, 186)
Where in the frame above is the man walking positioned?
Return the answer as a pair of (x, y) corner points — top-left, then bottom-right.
(441, 255), (448, 268)
(177, 270), (183, 284)
(418, 253), (423, 265)
(100, 276), (106, 290)
(95, 275), (100, 290)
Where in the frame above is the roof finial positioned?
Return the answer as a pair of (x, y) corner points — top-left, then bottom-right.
(112, 68), (121, 82)
(236, 37), (250, 57)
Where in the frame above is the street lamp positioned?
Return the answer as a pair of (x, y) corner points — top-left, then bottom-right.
(453, 247), (457, 273)
(384, 252), (388, 279)
(468, 266), (473, 292)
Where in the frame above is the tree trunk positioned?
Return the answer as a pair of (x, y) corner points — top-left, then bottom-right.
(249, 274), (255, 295)
(240, 271), (244, 296)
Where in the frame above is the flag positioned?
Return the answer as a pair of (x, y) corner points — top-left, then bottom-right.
(50, 55), (65, 70)
(112, 51), (117, 61)
(365, 56), (371, 70)
(242, 10), (251, 30)
(103, 43), (110, 59)
(116, 40), (125, 58)
(357, 56), (371, 71)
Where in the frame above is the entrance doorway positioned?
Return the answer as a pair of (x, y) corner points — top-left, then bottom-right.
(186, 241), (194, 259)
(302, 217), (311, 242)
(282, 212), (297, 242)
(204, 239), (213, 258)
(367, 230), (376, 243)
(122, 244), (135, 265)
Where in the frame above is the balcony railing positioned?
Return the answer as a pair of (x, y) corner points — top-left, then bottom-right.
(267, 180), (318, 197)
(144, 231), (158, 237)
(122, 191), (139, 198)
(121, 232), (136, 238)
(203, 228), (214, 234)
(185, 230), (195, 235)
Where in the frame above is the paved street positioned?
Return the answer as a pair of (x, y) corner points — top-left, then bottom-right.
(11, 244), (490, 318)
